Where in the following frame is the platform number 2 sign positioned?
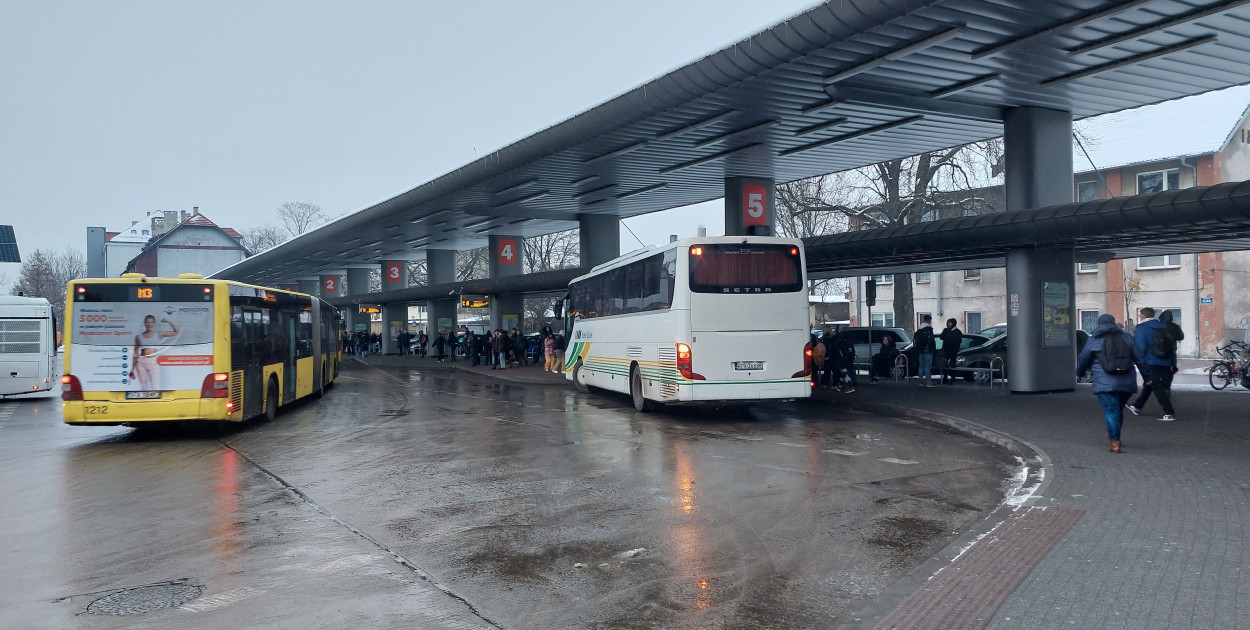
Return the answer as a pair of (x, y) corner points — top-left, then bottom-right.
(497, 238), (518, 265)
(323, 277), (337, 293)
(385, 262), (403, 282)
(743, 184), (767, 226)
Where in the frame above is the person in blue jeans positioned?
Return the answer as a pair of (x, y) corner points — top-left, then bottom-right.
(1075, 314), (1151, 453)
(913, 315), (937, 387)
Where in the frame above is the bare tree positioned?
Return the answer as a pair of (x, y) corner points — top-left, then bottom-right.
(407, 259), (428, 287)
(276, 202), (327, 238)
(774, 176), (850, 299)
(457, 248), (488, 281)
(522, 229), (581, 329)
(12, 247), (86, 323)
(238, 224), (286, 254)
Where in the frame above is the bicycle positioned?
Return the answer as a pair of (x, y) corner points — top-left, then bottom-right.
(1207, 340), (1250, 390)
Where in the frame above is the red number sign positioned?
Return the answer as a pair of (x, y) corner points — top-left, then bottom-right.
(742, 184), (767, 226)
(385, 262), (403, 282)
(497, 238), (517, 265)
(322, 276), (337, 293)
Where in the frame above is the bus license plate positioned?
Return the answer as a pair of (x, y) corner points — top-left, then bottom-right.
(734, 361), (764, 371)
(125, 391), (162, 399)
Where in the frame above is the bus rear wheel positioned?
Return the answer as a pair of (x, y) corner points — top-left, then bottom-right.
(574, 360), (589, 393)
(264, 380), (278, 421)
(630, 365), (653, 413)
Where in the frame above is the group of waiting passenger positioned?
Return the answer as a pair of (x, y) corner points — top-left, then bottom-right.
(808, 316), (966, 391)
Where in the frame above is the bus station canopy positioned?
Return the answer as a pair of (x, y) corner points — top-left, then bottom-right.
(215, 0), (1250, 287)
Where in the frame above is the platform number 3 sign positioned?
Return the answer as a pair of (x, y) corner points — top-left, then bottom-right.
(385, 262), (403, 282)
(497, 238), (518, 265)
(743, 184), (767, 226)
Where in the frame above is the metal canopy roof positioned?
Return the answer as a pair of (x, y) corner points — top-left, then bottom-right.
(803, 181), (1250, 277)
(216, 0), (1250, 287)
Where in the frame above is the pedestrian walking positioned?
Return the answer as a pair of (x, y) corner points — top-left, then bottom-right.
(1075, 314), (1151, 453)
(938, 318), (963, 384)
(914, 315), (937, 387)
(1126, 308), (1184, 421)
(809, 333), (826, 387)
(870, 335), (899, 383)
(416, 330), (428, 358)
(832, 325), (857, 393)
(819, 324), (837, 389)
(510, 329), (525, 367)
(397, 330), (409, 356)
(433, 332), (446, 362)
(543, 331), (557, 372)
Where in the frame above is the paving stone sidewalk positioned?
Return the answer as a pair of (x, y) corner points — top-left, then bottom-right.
(822, 379), (1250, 630)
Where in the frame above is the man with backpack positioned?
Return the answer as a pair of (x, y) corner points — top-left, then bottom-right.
(1076, 313), (1151, 453)
(1127, 308), (1184, 421)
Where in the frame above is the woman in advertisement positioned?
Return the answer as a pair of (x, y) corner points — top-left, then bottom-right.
(130, 315), (179, 390)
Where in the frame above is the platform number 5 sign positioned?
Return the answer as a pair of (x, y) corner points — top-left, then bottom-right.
(385, 262), (403, 282)
(497, 238), (518, 265)
(743, 184), (767, 226)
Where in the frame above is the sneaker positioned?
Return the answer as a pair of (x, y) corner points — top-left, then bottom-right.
(1126, 405), (1141, 416)
(834, 385), (843, 393)
(870, 378), (879, 384)
(1159, 414), (1176, 422)
(843, 387), (855, 393)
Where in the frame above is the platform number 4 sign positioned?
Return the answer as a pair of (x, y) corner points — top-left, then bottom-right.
(743, 184), (767, 226)
(497, 238), (518, 265)
(385, 262), (403, 282)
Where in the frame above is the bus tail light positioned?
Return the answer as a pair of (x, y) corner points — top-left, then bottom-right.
(61, 375), (83, 401)
(676, 343), (704, 381)
(793, 345), (813, 379)
(201, 373), (230, 399)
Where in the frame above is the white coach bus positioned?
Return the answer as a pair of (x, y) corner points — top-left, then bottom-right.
(562, 236), (812, 411)
(1, 295), (59, 397)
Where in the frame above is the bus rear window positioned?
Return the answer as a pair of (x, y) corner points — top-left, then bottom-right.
(689, 244), (803, 294)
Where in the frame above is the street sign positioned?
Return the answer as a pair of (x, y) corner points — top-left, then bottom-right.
(1200, 296), (1214, 304)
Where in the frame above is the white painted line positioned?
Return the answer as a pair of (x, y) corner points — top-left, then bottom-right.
(776, 442), (809, 448)
(878, 457), (919, 465)
(310, 553), (377, 574)
(180, 586), (265, 613)
(822, 449), (865, 457)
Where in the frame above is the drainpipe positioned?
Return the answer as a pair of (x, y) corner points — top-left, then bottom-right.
(935, 271), (943, 323)
(1180, 156), (1200, 356)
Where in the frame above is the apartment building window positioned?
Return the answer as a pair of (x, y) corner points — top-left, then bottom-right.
(916, 272), (931, 283)
(964, 268), (981, 280)
(1076, 181), (1099, 202)
(1143, 307), (1182, 328)
(916, 312), (931, 330)
(1136, 168), (1180, 194)
(965, 312), (982, 334)
(1079, 309), (1100, 333)
(872, 274), (894, 284)
(1077, 262), (1099, 273)
(1137, 254), (1181, 269)
(871, 312), (894, 327)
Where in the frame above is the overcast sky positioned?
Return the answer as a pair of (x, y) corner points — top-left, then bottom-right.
(0, 0), (823, 286)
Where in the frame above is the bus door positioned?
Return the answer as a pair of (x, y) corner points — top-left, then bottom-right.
(240, 309), (264, 418)
(283, 311), (297, 402)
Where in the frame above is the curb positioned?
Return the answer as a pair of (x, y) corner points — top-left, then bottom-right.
(826, 397), (1054, 630)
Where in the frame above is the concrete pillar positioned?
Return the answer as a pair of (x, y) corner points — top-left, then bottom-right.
(297, 279), (319, 295)
(724, 176), (776, 236)
(380, 260), (409, 289)
(1003, 107), (1075, 393)
(488, 235), (525, 331)
(345, 268), (373, 334)
(382, 303), (406, 354)
(319, 274), (345, 299)
(579, 214), (620, 269)
(426, 249), (457, 339)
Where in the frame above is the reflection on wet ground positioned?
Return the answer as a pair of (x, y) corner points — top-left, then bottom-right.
(0, 361), (1014, 628)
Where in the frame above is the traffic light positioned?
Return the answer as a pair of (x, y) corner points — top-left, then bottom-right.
(865, 279), (877, 307)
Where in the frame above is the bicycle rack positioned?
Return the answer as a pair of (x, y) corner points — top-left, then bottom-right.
(989, 356), (1005, 389)
(893, 354), (909, 382)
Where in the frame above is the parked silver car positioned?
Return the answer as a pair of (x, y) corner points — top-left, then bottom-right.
(832, 326), (913, 370)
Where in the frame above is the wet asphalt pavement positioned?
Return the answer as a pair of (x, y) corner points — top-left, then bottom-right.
(0, 359), (1015, 629)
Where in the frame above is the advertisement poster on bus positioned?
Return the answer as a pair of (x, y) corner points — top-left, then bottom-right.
(71, 302), (215, 391)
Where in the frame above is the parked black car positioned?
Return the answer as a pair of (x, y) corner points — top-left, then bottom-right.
(953, 330), (1090, 382)
(896, 332), (991, 376)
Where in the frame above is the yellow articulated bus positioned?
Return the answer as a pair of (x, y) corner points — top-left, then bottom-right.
(62, 274), (342, 426)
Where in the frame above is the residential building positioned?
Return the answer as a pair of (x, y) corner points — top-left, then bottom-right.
(847, 85), (1250, 357)
(86, 208), (247, 279)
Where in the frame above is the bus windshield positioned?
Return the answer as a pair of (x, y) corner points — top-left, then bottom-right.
(70, 283), (216, 392)
(688, 243), (803, 294)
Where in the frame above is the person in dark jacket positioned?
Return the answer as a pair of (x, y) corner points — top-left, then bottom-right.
(1127, 308), (1184, 421)
(1075, 313), (1152, 453)
(491, 330), (508, 369)
(870, 335), (900, 383)
(913, 315), (937, 387)
(819, 324), (837, 389)
(938, 318), (963, 384)
(831, 325), (857, 393)
(433, 332), (446, 362)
